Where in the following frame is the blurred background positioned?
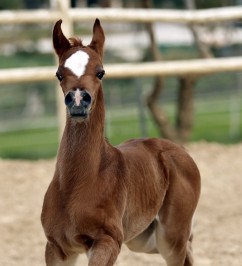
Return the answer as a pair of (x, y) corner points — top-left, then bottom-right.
(0, 0), (242, 159)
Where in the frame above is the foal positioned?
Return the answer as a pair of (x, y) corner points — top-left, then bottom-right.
(41, 19), (201, 266)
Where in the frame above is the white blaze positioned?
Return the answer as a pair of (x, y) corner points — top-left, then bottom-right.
(74, 89), (82, 106)
(64, 51), (89, 78)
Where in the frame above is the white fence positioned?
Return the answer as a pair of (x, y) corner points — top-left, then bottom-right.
(1, 6), (242, 24)
(1, 4), (242, 84)
(1, 5), (242, 82)
(1, 57), (242, 84)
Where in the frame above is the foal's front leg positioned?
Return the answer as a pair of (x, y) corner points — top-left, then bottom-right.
(45, 242), (78, 266)
(88, 234), (121, 266)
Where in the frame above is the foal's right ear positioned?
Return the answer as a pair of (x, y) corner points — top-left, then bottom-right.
(88, 19), (105, 58)
(53, 20), (71, 57)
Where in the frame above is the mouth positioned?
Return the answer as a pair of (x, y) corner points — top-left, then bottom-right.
(71, 113), (88, 120)
(69, 107), (91, 121)
(69, 110), (88, 119)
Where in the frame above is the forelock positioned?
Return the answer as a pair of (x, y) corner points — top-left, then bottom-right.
(69, 37), (84, 48)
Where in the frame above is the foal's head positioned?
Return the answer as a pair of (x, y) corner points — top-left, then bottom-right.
(53, 19), (105, 121)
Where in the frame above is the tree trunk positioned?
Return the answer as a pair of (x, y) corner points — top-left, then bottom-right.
(175, 0), (213, 141)
(144, 0), (213, 143)
(147, 77), (178, 140)
(143, 0), (178, 140)
(185, 0), (213, 59)
(176, 76), (196, 142)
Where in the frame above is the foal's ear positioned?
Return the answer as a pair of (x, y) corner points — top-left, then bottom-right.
(88, 19), (105, 58)
(53, 20), (71, 57)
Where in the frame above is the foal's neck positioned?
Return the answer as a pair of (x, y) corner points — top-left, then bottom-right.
(64, 113), (105, 154)
(58, 88), (107, 173)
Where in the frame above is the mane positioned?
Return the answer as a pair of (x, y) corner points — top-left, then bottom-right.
(69, 37), (84, 48)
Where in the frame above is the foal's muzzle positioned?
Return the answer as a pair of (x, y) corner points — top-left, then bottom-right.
(65, 89), (92, 118)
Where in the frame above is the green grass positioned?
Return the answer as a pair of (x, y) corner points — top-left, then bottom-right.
(0, 101), (241, 160)
(192, 113), (242, 143)
(106, 109), (159, 145)
(0, 127), (59, 159)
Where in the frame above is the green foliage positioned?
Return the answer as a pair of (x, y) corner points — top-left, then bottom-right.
(195, 0), (236, 9)
(0, 0), (49, 9)
(0, 0), (23, 10)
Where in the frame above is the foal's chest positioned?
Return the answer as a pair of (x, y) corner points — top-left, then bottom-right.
(41, 181), (113, 255)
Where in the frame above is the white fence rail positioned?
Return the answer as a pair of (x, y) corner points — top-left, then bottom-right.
(1, 6), (242, 24)
(1, 57), (242, 84)
(1, 5), (242, 85)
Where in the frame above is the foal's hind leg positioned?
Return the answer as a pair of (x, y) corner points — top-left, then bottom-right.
(155, 219), (194, 266)
(184, 233), (194, 266)
(155, 186), (196, 265)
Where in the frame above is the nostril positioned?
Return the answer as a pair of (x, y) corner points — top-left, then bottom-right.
(65, 92), (73, 106)
(82, 91), (91, 105)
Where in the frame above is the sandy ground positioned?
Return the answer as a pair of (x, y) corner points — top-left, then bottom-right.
(0, 142), (242, 266)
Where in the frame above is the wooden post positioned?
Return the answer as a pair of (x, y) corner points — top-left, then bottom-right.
(55, 0), (73, 138)
(135, 79), (147, 138)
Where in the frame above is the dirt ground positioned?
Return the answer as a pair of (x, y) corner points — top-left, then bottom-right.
(0, 142), (242, 266)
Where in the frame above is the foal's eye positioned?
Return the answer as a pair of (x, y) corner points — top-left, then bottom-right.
(56, 72), (64, 82)
(96, 70), (105, 80)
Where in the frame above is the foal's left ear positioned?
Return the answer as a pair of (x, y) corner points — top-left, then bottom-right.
(88, 19), (105, 58)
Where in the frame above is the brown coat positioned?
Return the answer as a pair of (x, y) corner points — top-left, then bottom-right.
(41, 19), (201, 266)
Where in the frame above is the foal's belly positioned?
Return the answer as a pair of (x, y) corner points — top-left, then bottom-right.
(121, 175), (166, 241)
(122, 186), (164, 242)
(123, 214), (157, 242)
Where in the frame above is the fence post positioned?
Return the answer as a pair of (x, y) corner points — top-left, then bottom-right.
(135, 79), (147, 138)
(55, 0), (74, 137)
(230, 72), (242, 140)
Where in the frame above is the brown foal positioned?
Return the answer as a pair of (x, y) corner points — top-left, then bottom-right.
(41, 19), (201, 266)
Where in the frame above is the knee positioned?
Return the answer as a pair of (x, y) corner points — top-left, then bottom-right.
(45, 241), (65, 265)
